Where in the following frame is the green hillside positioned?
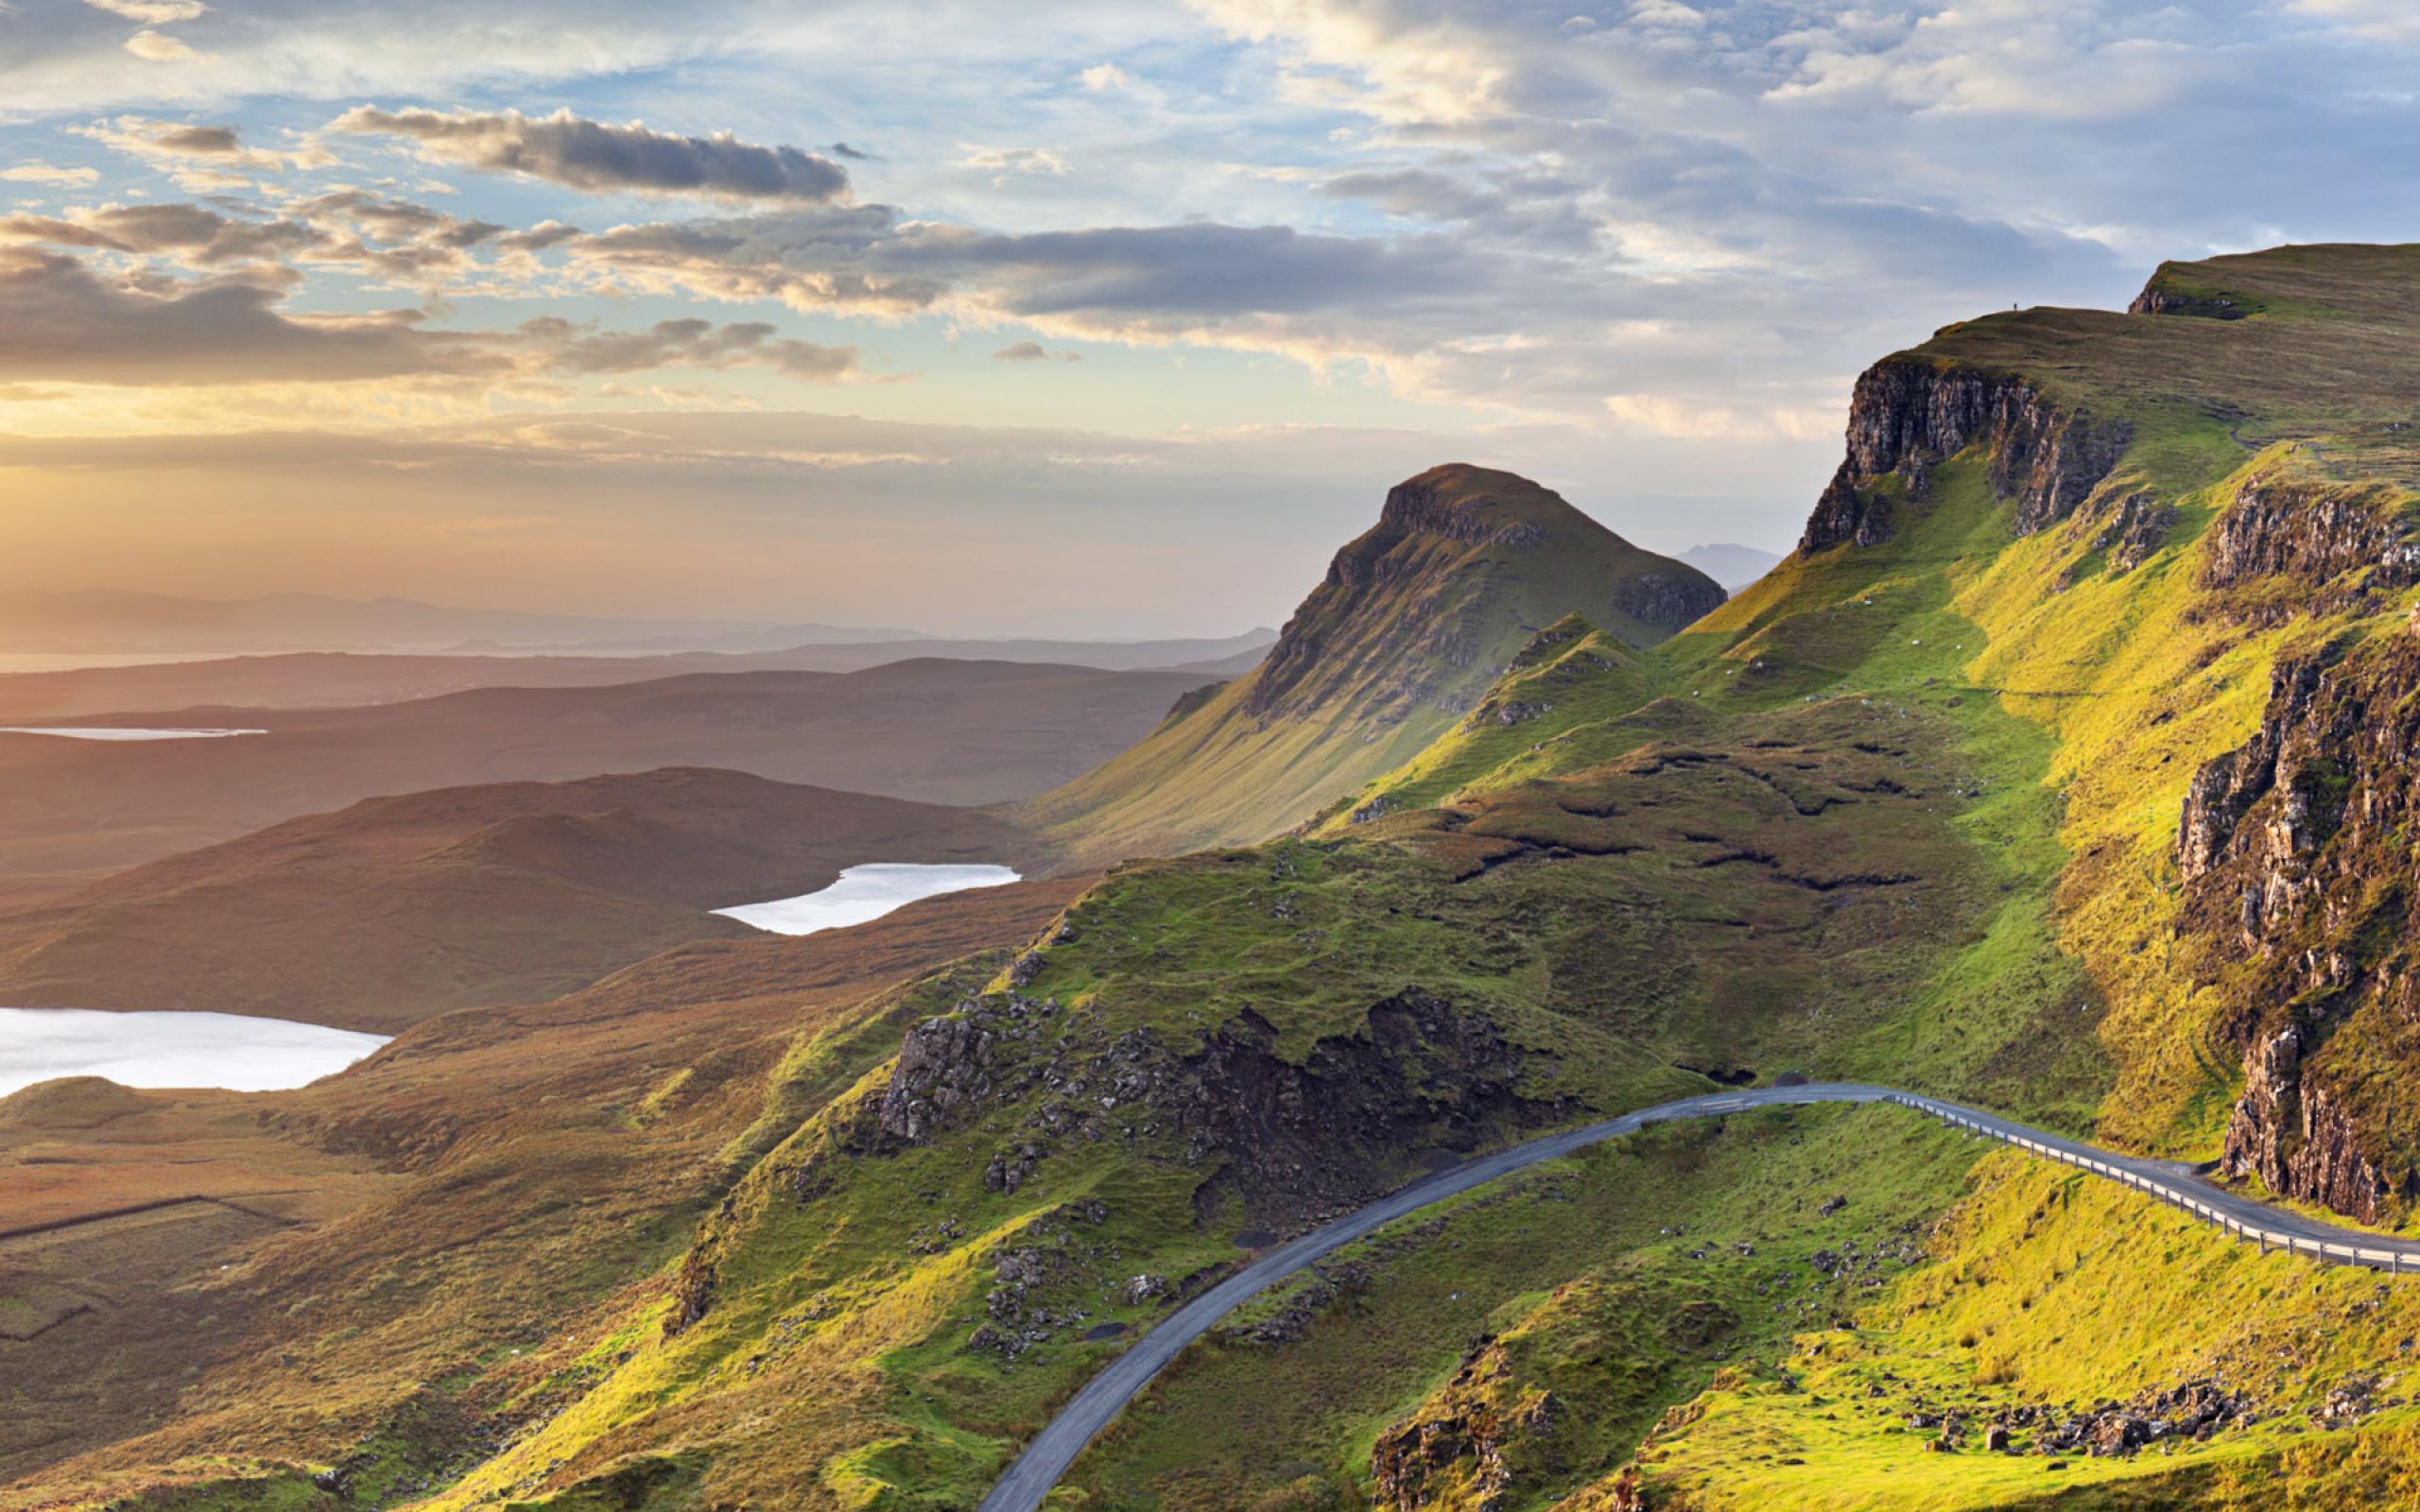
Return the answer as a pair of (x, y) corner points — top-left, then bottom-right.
(26, 245), (2420, 1512)
(1017, 463), (1724, 865)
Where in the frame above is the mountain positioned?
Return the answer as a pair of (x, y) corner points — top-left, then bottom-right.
(1678, 541), (1784, 592)
(0, 629), (1282, 722)
(0, 767), (1040, 1032)
(0, 659), (1198, 900)
(24, 247), (2420, 1512)
(0, 589), (920, 656)
(1019, 463), (1724, 862)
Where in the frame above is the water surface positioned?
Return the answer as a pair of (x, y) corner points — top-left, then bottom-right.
(0, 1006), (389, 1099)
(714, 863), (1021, 936)
(0, 727), (268, 741)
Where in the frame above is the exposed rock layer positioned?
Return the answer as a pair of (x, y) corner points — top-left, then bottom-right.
(1800, 356), (2132, 553)
(2178, 638), (2420, 1220)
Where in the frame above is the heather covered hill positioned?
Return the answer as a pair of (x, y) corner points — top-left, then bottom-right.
(0, 767), (1040, 1032)
(0, 658), (1195, 898)
(0, 629), (1278, 723)
(1022, 463), (1723, 863)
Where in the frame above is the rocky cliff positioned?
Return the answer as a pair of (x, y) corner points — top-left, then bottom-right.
(2178, 635), (2420, 1220)
(1800, 356), (2132, 553)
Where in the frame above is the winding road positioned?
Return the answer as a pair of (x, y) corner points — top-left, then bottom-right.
(976, 1080), (2420, 1512)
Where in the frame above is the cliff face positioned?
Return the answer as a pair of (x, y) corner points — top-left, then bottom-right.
(2177, 637), (2420, 1220)
(1800, 356), (2132, 553)
(2195, 471), (2420, 626)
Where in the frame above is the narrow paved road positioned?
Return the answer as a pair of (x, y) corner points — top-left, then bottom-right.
(977, 1081), (2420, 1512)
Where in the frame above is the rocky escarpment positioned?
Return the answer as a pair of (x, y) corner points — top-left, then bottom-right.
(2129, 265), (2254, 319)
(1800, 356), (2132, 553)
(668, 982), (1568, 1331)
(869, 985), (1562, 1227)
(2194, 470), (2420, 624)
(2176, 637), (2420, 1220)
(1611, 570), (1725, 634)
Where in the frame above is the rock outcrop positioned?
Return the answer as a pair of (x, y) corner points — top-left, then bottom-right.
(1611, 570), (1725, 633)
(1372, 1335), (1553, 1511)
(2129, 265), (2254, 319)
(2177, 637), (2420, 1220)
(1800, 356), (2132, 553)
(2196, 472), (2420, 622)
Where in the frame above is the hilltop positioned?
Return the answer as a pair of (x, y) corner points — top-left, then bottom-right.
(1020, 463), (1723, 863)
(0, 767), (1041, 1031)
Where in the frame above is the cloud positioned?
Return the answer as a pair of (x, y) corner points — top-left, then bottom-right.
(1, 203), (324, 266)
(80, 0), (208, 20)
(0, 191), (517, 288)
(0, 248), (503, 386)
(992, 340), (1079, 362)
(0, 247), (873, 389)
(329, 105), (852, 204)
(1080, 63), (1133, 91)
(78, 115), (337, 173)
(521, 315), (859, 382)
(955, 145), (1073, 183)
(562, 206), (944, 315)
(123, 28), (204, 61)
(828, 142), (876, 161)
(0, 163), (101, 186)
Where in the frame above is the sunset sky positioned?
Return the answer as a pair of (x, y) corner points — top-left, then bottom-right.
(3, 0), (2414, 635)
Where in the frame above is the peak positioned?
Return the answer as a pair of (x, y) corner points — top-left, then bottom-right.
(1379, 464), (1597, 548)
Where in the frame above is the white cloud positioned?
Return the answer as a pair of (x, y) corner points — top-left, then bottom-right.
(1080, 62), (1133, 91)
(0, 163), (101, 186)
(955, 145), (1074, 183)
(122, 28), (204, 61)
(80, 0), (207, 20)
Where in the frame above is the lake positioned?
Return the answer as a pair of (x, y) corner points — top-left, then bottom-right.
(713, 862), (1022, 936)
(0, 1006), (389, 1100)
(0, 727), (268, 741)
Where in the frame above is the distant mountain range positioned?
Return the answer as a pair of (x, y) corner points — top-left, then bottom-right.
(1678, 541), (1785, 591)
(0, 589), (920, 656)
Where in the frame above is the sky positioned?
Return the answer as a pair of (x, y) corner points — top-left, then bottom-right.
(1, 0), (2414, 637)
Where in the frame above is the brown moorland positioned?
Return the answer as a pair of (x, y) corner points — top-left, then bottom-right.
(0, 659), (1201, 899)
(0, 875), (1087, 1503)
(0, 765), (1045, 1032)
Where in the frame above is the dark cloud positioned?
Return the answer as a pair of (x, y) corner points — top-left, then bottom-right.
(828, 142), (876, 161)
(522, 315), (858, 382)
(0, 248), (503, 385)
(329, 105), (852, 204)
(0, 247), (868, 388)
